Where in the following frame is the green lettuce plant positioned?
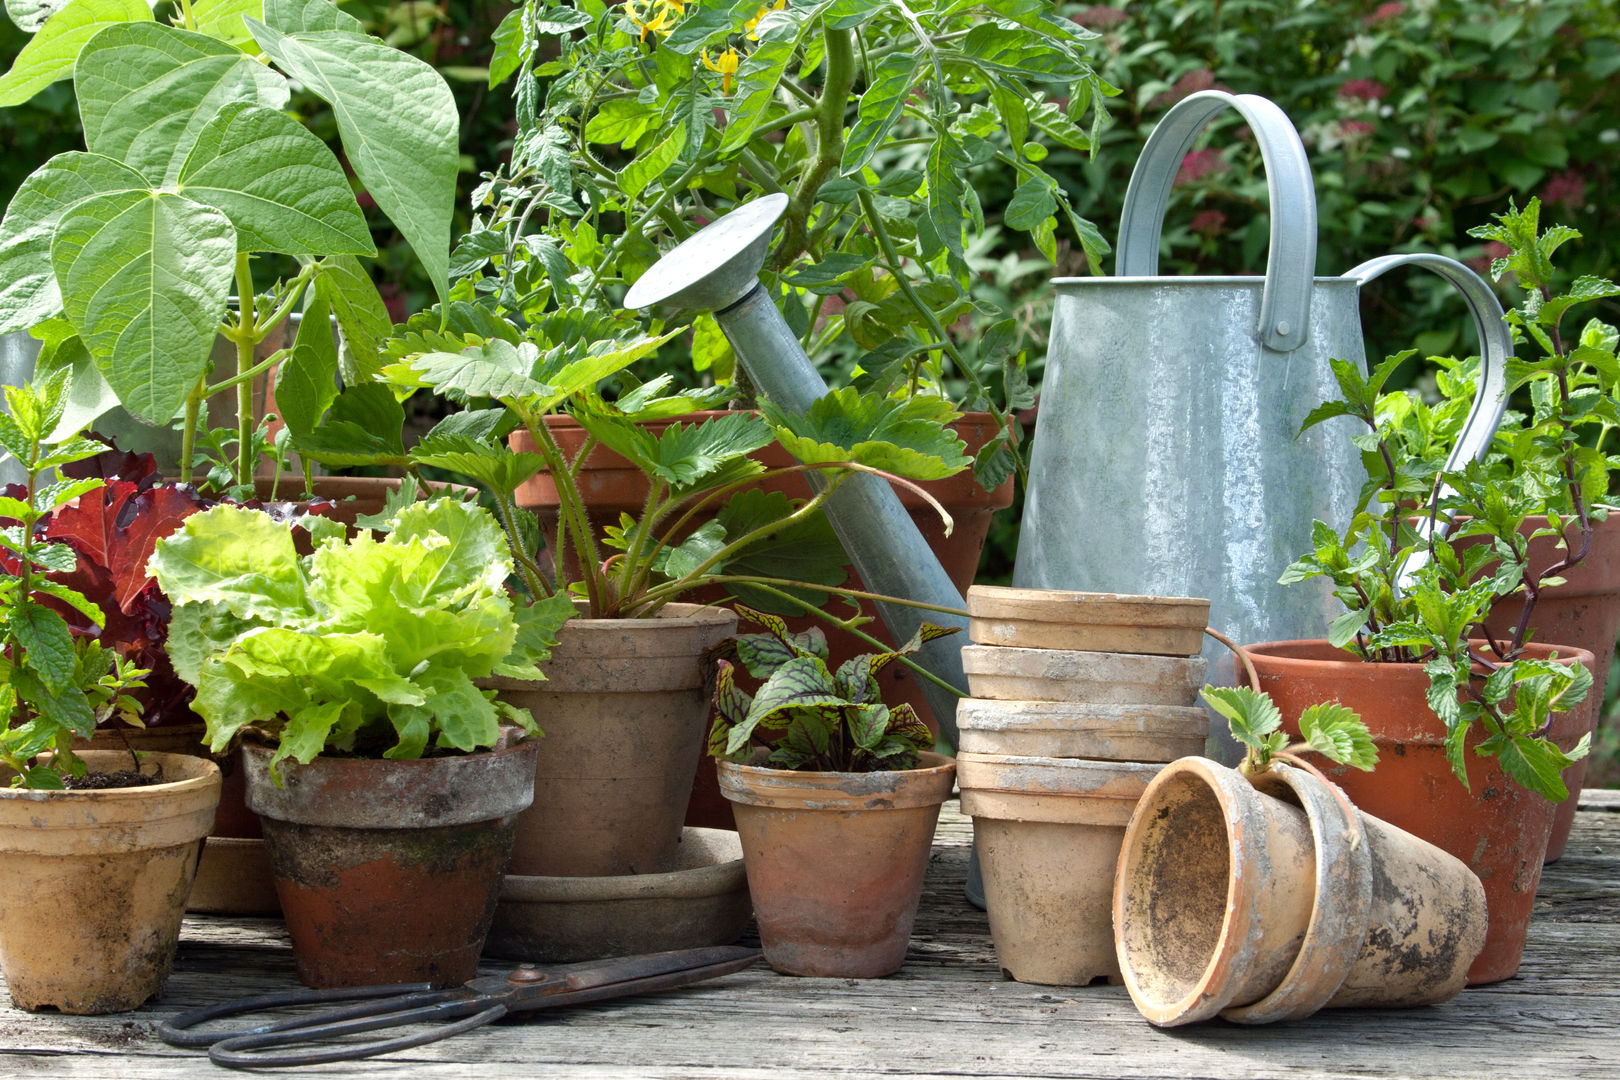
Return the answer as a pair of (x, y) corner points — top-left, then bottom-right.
(1, 372), (150, 788)
(1282, 200), (1616, 800)
(0, 0), (458, 494)
(707, 605), (953, 772)
(148, 497), (575, 780)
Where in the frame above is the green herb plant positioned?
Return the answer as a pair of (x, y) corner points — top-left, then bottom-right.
(1, 372), (149, 788)
(1282, 199), (1617, 801)
(468, 0), (1114, 489)
(0, 0), (459, 496)
(707, 605), (954, 772)
(1200, 685), (1377, 780)
(148, 498), (576, 781)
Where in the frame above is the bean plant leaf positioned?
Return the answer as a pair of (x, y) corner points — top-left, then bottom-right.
(53, 190), (237, 422)
(312, 254), (393, 381)
(190, 0), (265, 48)
(76, 22), (291, 186)
(177, 103), (375, 256)
(0, 0), (153, 107)
(275, 292), (340, 437)
(762, 386), (971, 481)
(5, 0), (75, 33)
(261, 0), (362, 33)
(1298, 702), (1378, 771)
(248, 19), (459, 303)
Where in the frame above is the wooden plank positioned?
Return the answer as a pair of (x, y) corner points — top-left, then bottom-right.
(2, 804), (1617, 1080)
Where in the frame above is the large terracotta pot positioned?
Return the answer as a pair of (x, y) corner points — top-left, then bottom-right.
(485, 604), (739, 878)
(1244, 639), (1596, 984)
(242, 732), (539, 988)
(1113, 757), (1485, 1027)
(1463, 514), (1620, 861)
(717, 752), (956, 978)
(0, 752), (220, 1013)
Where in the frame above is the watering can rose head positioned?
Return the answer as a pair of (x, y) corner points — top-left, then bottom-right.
(148, 498), (575, 783)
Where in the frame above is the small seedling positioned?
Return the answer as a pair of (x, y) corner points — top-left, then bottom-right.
(1202, 686), (1379, 777)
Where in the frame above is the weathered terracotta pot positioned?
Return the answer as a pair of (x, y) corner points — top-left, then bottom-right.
(958, 754), (1160, 985)
(1462, 515), (1620, 861)
(1245, 638), (1595, 984)
(485, 603), (738, 877)
(0, 752), (220, 1013)
(1113, 757), (1486, 1026)
(954, 698), (1208, 760)
(960, 644), (1206, 706)
(242, 732), (539, 988)
(717, 752), (956, 978)
(965, 585), (1209, 656)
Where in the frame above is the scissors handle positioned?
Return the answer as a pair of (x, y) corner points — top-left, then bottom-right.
(207, 999), (508, 1070)
(159, 982), (437, 1048)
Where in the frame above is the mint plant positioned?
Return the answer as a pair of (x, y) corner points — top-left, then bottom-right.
(1201, 685), (1377, 779)
(149, 498), (576, 781)
(1283, 199), (1615, 800)
(0, 0), (458, 495)
(1, 373), (149, 788)
(708, 605), (955, 772)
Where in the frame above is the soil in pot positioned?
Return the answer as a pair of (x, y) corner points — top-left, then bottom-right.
(0, 751), (221, 1014)
(242, 733), (539, 988)
(717, 752), (956, 978)
(1244, 638), (1594, 984)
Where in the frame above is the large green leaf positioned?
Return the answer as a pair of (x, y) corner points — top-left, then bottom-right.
(178, 102), (374, 256)
(0, 152), (148, 335)
(261, 0), (361, 33)
(275, 292), (339, 437)
(190, 0), (263, 48)
(763, 387), (971, 481)
(5, 0), (76, 33)
(312, 254), (393, 381)
(52, 190), (237, 422)
(0, 0), (152, 106)
(248, 20), (458, 302)
(75, 22), (290, 186)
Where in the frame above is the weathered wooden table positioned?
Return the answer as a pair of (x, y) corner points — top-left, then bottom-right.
(4, 792), (1617, 1079)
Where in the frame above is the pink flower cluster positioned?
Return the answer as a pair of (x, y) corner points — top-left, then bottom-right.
(1154, 68), (1225, 108)
(1341, 120), (1377, 138)
(1190, 210), (1228, 237)
(1073, 5), (1128, 29)
(1176, 148), (1226, 186)
(1338, 79), (1388, 102)
(1542, 170), (1587, 209)
(1364, 2), (1406, 25)
(1466, 240), (1512, 275)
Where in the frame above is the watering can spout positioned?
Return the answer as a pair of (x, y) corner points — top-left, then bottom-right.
(623, 195), (972, 744)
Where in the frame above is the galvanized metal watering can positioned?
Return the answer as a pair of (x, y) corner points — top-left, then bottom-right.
(1015, 91), (1510, 745)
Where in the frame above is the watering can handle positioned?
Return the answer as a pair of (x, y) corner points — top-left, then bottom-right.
(1347, 253), (1512, 587)
(1116, 90), (1317, 353)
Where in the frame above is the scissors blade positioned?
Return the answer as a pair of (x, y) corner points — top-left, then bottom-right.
(502, 945), (761, 1014)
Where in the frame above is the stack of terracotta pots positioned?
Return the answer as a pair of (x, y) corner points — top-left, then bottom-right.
(954, 586), (1211, 986)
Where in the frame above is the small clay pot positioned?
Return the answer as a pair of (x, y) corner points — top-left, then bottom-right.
(965, 585), (1209, 656)
(485, 603), (738, 878)
(957, 754), (1161, 986)
(954, 698), (1208, 761)
(1113, 757), (1486, 1026)
(960, 644), (1206, 706)
(717, 752), (956, 978)
(243, 732), (539, 988)
(0, 752), (220, 1014)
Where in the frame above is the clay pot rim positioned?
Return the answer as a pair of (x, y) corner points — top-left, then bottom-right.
(957, 752), (1162, 778)
(499, 828), (746, 903)
(716, 750), (956, 809)
(0, 750), (221, 803)
(1244, 637), (1596, 674)
(966, 584), (1210, 620)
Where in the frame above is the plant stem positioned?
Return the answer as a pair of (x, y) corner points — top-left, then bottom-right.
(231, 254), (258, 489)
(179, 378), (205, 482)
(775, 27), (856, 269)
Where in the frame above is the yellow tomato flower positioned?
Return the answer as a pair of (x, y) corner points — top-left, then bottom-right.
(703, 47), (741, 95)
(625, 0), (682, 42)
(745, 0), (787, 41)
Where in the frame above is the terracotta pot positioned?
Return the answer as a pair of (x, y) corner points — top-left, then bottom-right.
(484, 603), (739, 877)
(1113, 757), (1486, 1027)
(510, 412), (1013, 740)
(242, 733), (539, 988)
(1461, 515), (1620, 861)
(1244, 638), (1596, 984)
(717, 752), (956, 978)
(957, 754), (1160, 985)
(965, 585), (1209, 656)
(960, 644), (1206, 706)
(954, 699), (1208, 760)
(0, 751), (220, 1013)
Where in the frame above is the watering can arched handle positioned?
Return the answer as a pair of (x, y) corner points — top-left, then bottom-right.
(1116, 90), (1317, 353)
(1347, 253), (1512, 587)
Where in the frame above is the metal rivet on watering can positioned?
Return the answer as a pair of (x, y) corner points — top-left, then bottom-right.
(623, 193), (972, 745)
(1016, 91), (1510, 764)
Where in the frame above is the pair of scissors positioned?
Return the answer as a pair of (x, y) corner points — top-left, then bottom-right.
(159, 945), (761, 1069)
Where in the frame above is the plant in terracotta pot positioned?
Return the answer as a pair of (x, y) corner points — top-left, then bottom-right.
(1114, 685), (1487, 1027)
(0, 0), (456, 498)
(1250, 201), (1614, 984)
(707, 605), (958, 978)
(149, 496), (575, 988)
(0, 372), (222, 1014)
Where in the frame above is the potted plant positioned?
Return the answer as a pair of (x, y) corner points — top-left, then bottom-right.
(1113, 684), (1486, 1027)
(0, 0), (456, 503)
(1247, 201), (1611, 983)
(706, 606), (957, 978)
(0, 372), (221, 1014)
(148, 496), (574, 988)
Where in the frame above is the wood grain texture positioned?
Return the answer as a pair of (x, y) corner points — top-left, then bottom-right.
(2, 798), (1616, 1079)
